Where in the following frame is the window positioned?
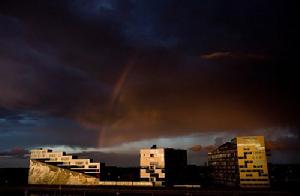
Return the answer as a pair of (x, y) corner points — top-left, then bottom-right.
(150, 154), (154, 157)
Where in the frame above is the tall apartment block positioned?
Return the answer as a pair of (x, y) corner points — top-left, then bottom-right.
(208, 136), (269, 188)
(140, 145), (187, 186)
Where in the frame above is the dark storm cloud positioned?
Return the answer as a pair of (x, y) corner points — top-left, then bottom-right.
(189, 137), (225, 153)
(200, 52), (266, 61)
(157, 0), (295, 54)
(0, 0), (298, 157)
(190, 145), (202, 153)
(0, 147), (29, 158)
(0, 147), (29, 168)
(266, 135), (300, 151)
(0, 113), (100, 149)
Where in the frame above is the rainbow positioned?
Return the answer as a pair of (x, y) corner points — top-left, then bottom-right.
(98, 60), (134, 147)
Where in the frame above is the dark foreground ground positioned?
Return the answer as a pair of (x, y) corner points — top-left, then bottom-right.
(0, 166), (299, 196)
(0, 185), (298, 196)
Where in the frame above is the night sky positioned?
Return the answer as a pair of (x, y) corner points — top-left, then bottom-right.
(0, 0), (299, 167)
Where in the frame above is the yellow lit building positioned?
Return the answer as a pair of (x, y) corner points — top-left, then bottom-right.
(236, 136), (269, 187)
(208, 136), (269, 188)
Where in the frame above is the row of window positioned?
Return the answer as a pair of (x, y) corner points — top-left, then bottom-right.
(209, 153), (236, 159)
(240, 179), (269, 181)
(211, 166), (237, 170)
(240, 169), (264, 172)
(145, 168), (165, 173)
(210, 161), (237, 166)
(240, 183), (269, 186)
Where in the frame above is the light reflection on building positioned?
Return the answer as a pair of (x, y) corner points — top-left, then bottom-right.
(30, 148), (101, 177)
(140, 145), (187, 186)
(208, 136), (269, 187)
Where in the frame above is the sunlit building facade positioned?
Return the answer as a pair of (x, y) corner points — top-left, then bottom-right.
(30, 149), (101, 177)
(28, 148), (153, 186)
(140, 145), (187, 186)
(208, 136), (269, 188)
(29, 154), (153, 186)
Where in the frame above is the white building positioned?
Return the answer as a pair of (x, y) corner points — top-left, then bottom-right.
(29, 148), (153, 186)
(30, 148), (101, 177)
(140, 145), (187, 187)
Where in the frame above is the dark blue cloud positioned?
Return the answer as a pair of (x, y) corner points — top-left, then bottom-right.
(0, 114), (99, 149)
(0, 111), (41, 129)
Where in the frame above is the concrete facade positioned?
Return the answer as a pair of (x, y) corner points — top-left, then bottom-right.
(140, 145), (187, 186)
(28, 148), (153, 187)
(28, 160), (100, 185)
(30, 149), (100, 177)
(236, 136), (269, 187)
(208, 136), (269, 188)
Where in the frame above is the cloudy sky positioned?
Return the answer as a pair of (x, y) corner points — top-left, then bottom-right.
(0, 0), (298, 167)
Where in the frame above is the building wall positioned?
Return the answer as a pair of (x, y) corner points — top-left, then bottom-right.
(28, 160), (153, 187)
(30, 149), (100, 177)
(140, 147), (187, 186)
(208, 136), (270, 188)
(140, 148), (165, 186)
(236, 136), (269, 187)
(28, 160), (100, 185)
(164, 148), (187, 186)
(29, 149), (155, 187)
(207, 143), (238, 186)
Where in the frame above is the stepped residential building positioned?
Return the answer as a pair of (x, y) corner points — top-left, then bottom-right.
(208, 136), (269, 188)
(28, 148), (153, 187)
(28, 148), (102, 185)
(140, 145), (187, 187)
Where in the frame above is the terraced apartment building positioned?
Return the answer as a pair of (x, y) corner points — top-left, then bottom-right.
(208, 136), (269, 188)
(28, 148), (102, 185)
(30, 149), (101, 177)
(28, 148), (153, 186)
